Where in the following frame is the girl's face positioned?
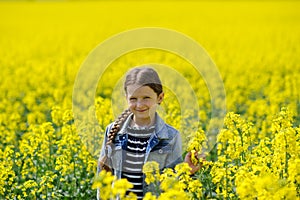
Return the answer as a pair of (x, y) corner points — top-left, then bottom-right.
(126, 85), (164, 126)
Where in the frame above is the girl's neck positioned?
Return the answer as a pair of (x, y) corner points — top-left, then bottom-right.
(132, 116), (155, 128)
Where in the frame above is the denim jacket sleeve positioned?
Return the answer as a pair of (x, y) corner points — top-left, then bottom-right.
(97, 123), (112, 175)
(164, 126), (183, 169)
(96, 123), (114, 200)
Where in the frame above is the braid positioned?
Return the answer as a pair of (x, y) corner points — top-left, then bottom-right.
(106, 108), (132, 146)
(99, 108), (131, 172)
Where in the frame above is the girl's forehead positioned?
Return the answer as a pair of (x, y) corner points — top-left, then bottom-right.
(126, 85), (155, 96)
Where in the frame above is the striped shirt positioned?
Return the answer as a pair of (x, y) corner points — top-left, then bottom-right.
(121, 124), (155, 199)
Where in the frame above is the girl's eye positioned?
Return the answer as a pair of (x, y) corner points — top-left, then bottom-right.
(144, 97), (150, 99)
(129, 98), (137, 101)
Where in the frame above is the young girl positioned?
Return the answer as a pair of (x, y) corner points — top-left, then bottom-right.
(97, 66), (200, 199)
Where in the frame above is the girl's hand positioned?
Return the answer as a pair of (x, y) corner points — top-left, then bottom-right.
(184, 151), (206, 174)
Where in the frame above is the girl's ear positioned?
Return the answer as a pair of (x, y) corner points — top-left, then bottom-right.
(157, 92), (164, 104)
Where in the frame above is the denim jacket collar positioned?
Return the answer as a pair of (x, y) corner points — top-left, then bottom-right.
(118, 112), (168, 139)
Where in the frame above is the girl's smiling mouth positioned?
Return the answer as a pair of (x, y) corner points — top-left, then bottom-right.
(136, 109), (147, 112)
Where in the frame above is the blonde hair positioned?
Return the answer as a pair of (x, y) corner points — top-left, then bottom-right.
(124, 67), (163, 96)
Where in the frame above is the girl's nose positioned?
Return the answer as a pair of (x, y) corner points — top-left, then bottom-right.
(136, 99), (144, 107)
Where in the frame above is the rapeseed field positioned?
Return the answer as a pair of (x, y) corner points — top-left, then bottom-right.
(0, 1), (299, 199)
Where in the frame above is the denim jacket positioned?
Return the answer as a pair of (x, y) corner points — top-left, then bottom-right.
(97, 113), (183, 199)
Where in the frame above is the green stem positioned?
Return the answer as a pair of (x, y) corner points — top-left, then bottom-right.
(284, 133), (288, 177)
(225, 159), (229, 200)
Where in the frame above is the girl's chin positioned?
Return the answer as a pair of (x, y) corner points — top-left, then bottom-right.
(134, 112), (149, 118)
(133, 112), (152, 119)
(134, 110), (148, 115)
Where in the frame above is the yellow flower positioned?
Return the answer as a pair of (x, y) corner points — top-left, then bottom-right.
(143, 161), (160, 185)
(190, 149), (198, 165)
(112, 178), (133, 198)
(187, 129), (207, 165)
(175, 163), (191, 177)
(143, 192), (157, 200)
(157, 189), (189, 200)
(62, 109), (74, 124)
(92, 170), (115, 199)
(160, 177), (180, 191)
(124, 192), (138, 200)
